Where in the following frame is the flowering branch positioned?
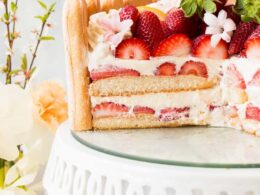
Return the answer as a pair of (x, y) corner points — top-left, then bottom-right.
(23, 2), (56, 88)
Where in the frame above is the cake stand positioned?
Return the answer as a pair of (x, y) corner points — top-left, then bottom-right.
(43, 122), (260, 195)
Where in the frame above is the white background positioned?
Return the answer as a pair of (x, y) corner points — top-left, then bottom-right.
(0, 0), (66, 84)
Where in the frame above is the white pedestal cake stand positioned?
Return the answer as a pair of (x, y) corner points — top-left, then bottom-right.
(43, 122), (260, 195)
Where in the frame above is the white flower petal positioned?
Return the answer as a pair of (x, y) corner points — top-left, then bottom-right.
(206, 26), (222, 35)
(5, 165), (19, 185)
(221, 32), (232, 42)
(223, 18), (237, 32)
(211, 34), (222, 48)
(11, 172), (37, 187)
(204, 12), (219, 27)
(0, 133), (20, 161)
(217, 10), (227, 26)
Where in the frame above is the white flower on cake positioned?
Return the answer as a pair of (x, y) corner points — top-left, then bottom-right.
(204, 10), (236, 47)
(97, 10), (133, 49)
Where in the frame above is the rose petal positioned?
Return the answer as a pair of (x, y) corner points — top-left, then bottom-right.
(211, 34), (222, 47)
(206, 26), (222, 35)
(204, 13), (219, 27)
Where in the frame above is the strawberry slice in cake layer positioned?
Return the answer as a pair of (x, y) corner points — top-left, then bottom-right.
(67, 0), (260, 135)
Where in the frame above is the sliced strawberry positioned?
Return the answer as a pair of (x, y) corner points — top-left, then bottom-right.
(155, 62), (176, 76)
(153, 34), (192, 57)
(248, 69), (260, 87)
(161, 21), (174, 38)
(160, 107), (190, 121)
(119, 5), (139, 32)
(134, 11), (165, 50)
(228, 22), (257, 55)
(209, 105), (222, 112)
(91, 65), (140, 81)
(133, 106), (155, 115)
(244, 25), (260, 60)
(224, 63), (246, 89)
(178, 60), (208, 78)
(192, 35), (229, 59)
(93, 102), (129, 118)
(227, 106), (239, 118)
(115, 38), (150, 60)
(246, 103), (260, 122)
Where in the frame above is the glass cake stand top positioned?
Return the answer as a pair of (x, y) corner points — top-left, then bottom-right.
(72, 127), (260, 168)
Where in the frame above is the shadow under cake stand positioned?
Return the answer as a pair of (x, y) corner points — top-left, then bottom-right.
(43, 122), (260, 195)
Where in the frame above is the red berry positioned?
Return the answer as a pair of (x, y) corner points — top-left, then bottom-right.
(115, 38), (150, 60)
(244, 25), (260, 60)
(160, 107), (190, 121)
(155, 62), (176, 76)
(224, 64), (246, 89)
(248, 69), (260, 87)
(135, 11), (165, 50)
(246, 103), (260, 122)
(192, 35), (228, 59)
(165, 9), (187, 34)
(178, 60), (208, 78)
(93, 102), (129, 118)
(133, 106), (155, 115)
(228, 22), (257, 55)
(153, 34), (192, 57)
(161, 21), (174, 38)
(119, 5), (139, 22)
(91, 65), (140, 81)
(119, 5), (139, 32)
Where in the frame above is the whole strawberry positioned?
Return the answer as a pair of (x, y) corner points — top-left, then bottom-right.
(119, 5), (139, 32)
(165, 9), (187, 34)
(228, 21), (257, 55)
(134, 11), (165, 50)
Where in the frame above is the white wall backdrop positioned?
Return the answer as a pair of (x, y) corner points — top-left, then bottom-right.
(0, 0), (66, 83)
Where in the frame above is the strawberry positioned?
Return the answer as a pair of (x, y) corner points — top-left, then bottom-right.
(115, 38), (150, 60)
(165, 9), (187, 34)
(244, 25), (260, 60)
(134, 11), (165, 50)
(155, 62), (176, 76)
(192, 35), (228, 59)
(248, 69), (260, 87)
(246, 103), (260, 122)
(133, 106), (155, 115)
(91, 65), (140, 81)
(228, 22), (257, 55)
(178, 60), (208, 78)
(153, 34), (192, 57)
(160, 107), (190, 121)
(161, 21), (174, 38)
(119, 5), (139, 22)
(119, 5), (139, 32)
(224, 63), (246, 89)
(93, 102), (129, 118)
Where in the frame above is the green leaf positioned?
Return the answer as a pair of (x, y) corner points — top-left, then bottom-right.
(49, 2), (56, 12)
(30, 67), (37, 75)
(203, 0), (217, 13)
(21, 54), (27, 70)
(35, 15), (44, 22)
(10, 69), (21, 75)
(4, 12), (10, 21)
(181, 0), (197, 17)
(11, 2), (17, 12)
(40, 36), (55, 41)
(38, 0), (47, 10)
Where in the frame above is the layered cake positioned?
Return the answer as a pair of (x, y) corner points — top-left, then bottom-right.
(64, 0), (260, 134)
